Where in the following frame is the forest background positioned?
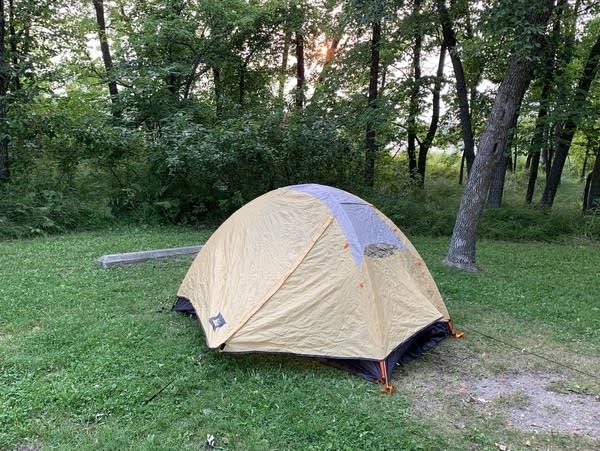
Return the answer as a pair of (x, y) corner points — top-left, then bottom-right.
(0, 0), (599, 253)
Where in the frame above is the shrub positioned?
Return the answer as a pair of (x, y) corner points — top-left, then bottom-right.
(0, 185), (108, 239)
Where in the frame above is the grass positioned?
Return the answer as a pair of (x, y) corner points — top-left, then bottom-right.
(1, 225), (599, 450)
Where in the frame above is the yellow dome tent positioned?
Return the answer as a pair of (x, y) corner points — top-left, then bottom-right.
(174, 184), (455, 389)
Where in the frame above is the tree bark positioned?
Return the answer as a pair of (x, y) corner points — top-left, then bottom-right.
(364, 20), (381, 188)
(436, 0), (475, 174)
(445, 1), (554, 271)
(0, 0), (9, 183)
(417, 43), (447, 186)
(583, 149), (600, 212)
(541, 32), (600, 207)
(487, 156), (510, 208)
(8, 0), (18, 91)
(527, 0), (565, 203)
(238, 63), (246, 107)
(213, 66), (222, 119)
(526, 150), (541, 203)
(581, 145), (590, 180)
(93, 0), (120, 118)
(295, 31), (305, 109)
(526, 100), (549, 203)
(407, 0), (422, 177)
(487, 106), (522, 207)
(278, 31), (291, 102)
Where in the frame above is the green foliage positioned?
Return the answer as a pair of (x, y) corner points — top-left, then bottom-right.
(0, 185), (107, 238)
(365, 153), (600, 242)
(146, 110), (360, 223)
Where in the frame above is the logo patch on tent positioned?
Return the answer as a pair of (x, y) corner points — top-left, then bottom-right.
(208, 313), (226, 331)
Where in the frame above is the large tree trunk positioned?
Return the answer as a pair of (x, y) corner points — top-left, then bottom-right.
(487, 108), (522, 207)
(445, 1), (554, 271)
(583, 150), (600, 212)
(436, 0), (475, 174)
(0, 0), (8, 183)
(364, 20), (380, 188)
(417, 43), (446, 186)
(541, 33), (600, 207)
(93, 0), (120, 118)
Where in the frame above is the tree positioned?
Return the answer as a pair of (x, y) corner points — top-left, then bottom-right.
(406, 0), (423, 177)
(541, 31), (600, 207)
(92, 0), (120, 118)
(364, 19), (380, 187)
(445, 0), (554, 271)
(436, 0), (475, 175)
(583, 148), (600, 212)
(525, 0), (569, 204)
(416, 43), (446, 185)
(0, 0), (8, 183)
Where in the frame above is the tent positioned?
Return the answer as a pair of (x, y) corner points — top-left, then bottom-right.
(174, 184), (457, 390)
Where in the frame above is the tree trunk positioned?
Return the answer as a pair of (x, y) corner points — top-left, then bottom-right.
(487, 156), (510, 208)
(445, 1), (554, 271)
(436, 0), (475, 174)
(93, 0), (120, 118)
(526, 150), (541, 204)
(527, 0), (565, 203)
(541, 33), (600, 207)
(487, 106), (522, 207)
(407, 0), (422, 177)
(417, 43), (447, 186)
(213, 67), (222, 119)
(458, 152), (466, 185)
(7, 0), (18, 91)
(278, 31), (291, 102)
(238, 63), (245, 107)
(583, 150), (600, 212)
(364, 20), (381, 188)
(0, 0), (8, 183)
(526, 99), (550, 203)
(295, 31), (305, 109)
(581, 145), (590, 180)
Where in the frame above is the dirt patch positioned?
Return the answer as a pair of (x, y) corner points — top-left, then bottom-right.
(471, 373), (600, 439)
(394, 331), (600, 448)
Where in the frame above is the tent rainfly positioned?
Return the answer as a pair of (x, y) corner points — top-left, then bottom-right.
(174, 184), (459, 391)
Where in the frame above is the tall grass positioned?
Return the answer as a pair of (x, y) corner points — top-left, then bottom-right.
(369, 158), (600, 242)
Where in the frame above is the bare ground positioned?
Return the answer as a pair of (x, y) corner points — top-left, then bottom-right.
(471, 372), (600, 438)
(394, 319), (600, 450)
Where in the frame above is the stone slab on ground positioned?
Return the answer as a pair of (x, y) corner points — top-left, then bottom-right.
(97, 245), (202, 268)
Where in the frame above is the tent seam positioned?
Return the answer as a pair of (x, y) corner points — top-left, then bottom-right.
(218, 214), (335, 346)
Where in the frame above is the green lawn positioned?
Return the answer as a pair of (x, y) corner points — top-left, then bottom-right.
(1, 226), (599, 450)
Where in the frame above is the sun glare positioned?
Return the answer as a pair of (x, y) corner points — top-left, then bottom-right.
(319, 41), (333, 60)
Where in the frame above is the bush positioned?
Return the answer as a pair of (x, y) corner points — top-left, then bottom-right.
(144, 110), (361, 223)
(0, 185), (109, 239)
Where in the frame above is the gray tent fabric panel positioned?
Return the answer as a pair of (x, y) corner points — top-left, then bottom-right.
(289, 184), (403, 265)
